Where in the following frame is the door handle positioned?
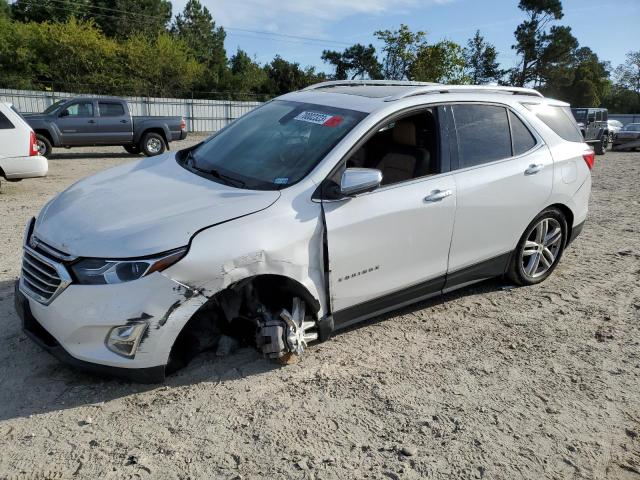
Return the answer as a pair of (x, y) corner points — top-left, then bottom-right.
(120, 120), (127, 123)
(88, 119), (96, 124)
(424, 189), (452, 202)
(525, 163), (544, 175)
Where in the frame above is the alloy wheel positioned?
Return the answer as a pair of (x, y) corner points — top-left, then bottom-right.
(522, 218), (563, 279)
(147, 138), (162, 154)
(36, 140), (47, 156)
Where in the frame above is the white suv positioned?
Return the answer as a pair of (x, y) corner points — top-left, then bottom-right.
(0, 102), (48, 185)
(15, 81), (593, 382)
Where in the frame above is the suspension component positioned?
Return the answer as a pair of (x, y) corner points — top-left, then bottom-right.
(255, 297), (318, 360)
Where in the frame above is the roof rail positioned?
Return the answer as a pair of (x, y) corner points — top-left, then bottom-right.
(385, 84), (544, 101)
(302, 80), (441, 91)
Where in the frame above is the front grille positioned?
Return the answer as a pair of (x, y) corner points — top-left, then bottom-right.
(20, 246), (72, 305)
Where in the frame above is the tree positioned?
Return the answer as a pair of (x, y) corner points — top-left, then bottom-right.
(411, 40), (467, 84)
(375, 25), (426, 80)
(92, 0), (172, 39)
(463, 30), (502, 84)
(0, 0), (10, 19)
(219, 48), (268, 99)
(262, 56), (326, 96)
(119, 33), (203, 96)
(11, 0), (91, 23)
(172, 0), (226, 90)
(543, 47), (610, 106)
(510, 0), (578, 87)
(614, 50), (640, 95)
(321, 43), (382, 80)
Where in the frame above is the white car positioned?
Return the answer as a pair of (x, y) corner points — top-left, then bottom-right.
(0, 102), (48, 184)
(15, 81), (593, 382)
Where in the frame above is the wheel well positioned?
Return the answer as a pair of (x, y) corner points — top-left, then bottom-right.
(140, 128), (168, 145)
(548, 203), (574, 242)
(167, 275), (320, 372)
(35, 130), (53, 143)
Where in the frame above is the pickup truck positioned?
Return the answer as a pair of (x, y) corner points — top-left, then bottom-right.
(24, 97), (187, 157)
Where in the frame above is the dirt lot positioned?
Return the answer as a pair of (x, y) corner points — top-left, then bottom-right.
(0, 140), (639, 480)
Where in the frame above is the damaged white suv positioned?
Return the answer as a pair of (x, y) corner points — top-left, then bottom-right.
(15, 81), (593, 382)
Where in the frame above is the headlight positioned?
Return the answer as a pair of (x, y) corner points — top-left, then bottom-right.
(71, 247), (187, 285)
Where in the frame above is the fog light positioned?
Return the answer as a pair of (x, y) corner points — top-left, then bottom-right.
(106, 323), (148, 358)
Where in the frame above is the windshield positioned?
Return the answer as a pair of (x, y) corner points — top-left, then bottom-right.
(571, 108), (587, 123)
(622, 124), (640, 132)
(42, 100), (67, 115)
(179, 100), (367, 190)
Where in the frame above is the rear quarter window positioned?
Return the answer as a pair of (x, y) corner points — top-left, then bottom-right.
(0, 111), (15, 129)
(525, 104), (583, 143)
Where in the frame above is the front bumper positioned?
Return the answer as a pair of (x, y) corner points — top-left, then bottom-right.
(15, 282), (165, 383)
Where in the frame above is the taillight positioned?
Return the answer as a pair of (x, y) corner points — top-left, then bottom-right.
(582, 150), (595, 170)
(29, 131), (39, 156)
(180, 117), (186, 130)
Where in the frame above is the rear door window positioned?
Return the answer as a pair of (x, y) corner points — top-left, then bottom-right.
(452, 104), (512, 168)
(99, 102), (125, 117)
(524, 104), (583, 143)
(0, 111), (15, 129)
(509, 111), (537, 155)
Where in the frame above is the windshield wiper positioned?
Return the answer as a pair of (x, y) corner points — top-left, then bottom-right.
(187, 157), (245, 189)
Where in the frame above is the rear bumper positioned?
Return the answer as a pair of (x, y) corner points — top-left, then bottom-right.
(14, 281), (166, 383)
(567, 220), (585, 246)
(171, 130), (188, 142)
(0, 155), (48, 179)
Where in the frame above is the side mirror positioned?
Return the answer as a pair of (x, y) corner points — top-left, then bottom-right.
(59, 110), (69, 118)
(587, 114), (595, 124)
(340, 168), (382, 196)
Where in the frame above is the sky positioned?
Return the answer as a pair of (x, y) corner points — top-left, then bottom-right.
(171, 0), (640, 74)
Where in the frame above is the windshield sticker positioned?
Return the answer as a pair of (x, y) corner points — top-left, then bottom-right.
(294, 111), (344, 127)
(274, 177), (289, 185)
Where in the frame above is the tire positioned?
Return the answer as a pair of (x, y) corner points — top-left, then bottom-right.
(594, 136), (606, 155)
(35, 134), (52, 157)
(124, 145), (141, 155)
(140, 132), (166, 157)
(506, 208), (568, 286)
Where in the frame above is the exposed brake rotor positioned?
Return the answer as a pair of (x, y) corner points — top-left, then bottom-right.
(255, 297), (318, 361)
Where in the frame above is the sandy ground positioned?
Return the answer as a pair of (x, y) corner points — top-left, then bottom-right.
(0, 139), (639, 480)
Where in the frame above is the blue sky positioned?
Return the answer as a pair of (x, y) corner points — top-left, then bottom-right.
(172, 0), (640, 74)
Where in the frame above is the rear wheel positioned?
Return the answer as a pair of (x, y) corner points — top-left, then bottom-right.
(36, 134), (52, 157)
(124, 145), (141, 155)
(140, 132), (166, 157)
(507, 208), (567, 286)
(594, 136), (607, 155)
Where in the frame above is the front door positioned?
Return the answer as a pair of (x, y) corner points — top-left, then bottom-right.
(57, 100), (99, 145)
(323, 174), (456, 326)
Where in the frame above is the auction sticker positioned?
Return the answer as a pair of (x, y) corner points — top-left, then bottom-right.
(294, 111), (343, 127)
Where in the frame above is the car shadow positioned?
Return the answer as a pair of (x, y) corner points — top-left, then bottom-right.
(0, 276), (517, 422)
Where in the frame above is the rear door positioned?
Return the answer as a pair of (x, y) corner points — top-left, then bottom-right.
(445, 103), (553, 287)
(97, 101), (133, 144)
(57, 100), (99, 145)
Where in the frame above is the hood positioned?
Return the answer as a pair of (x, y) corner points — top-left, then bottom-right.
(34, 153), (280, 258)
